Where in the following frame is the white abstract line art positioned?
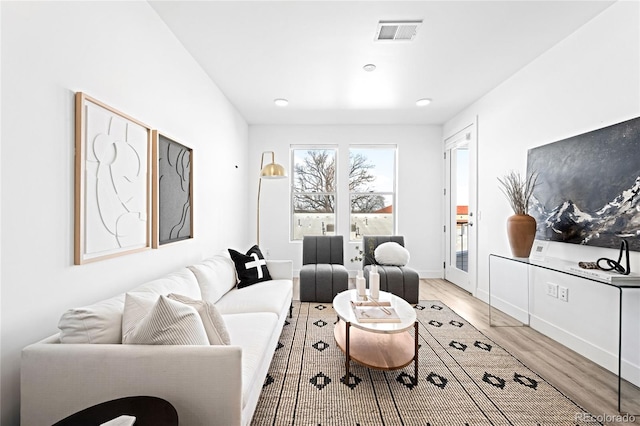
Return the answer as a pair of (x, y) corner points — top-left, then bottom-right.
(75, 92), (151, 264)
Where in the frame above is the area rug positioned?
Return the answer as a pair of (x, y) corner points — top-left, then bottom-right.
(252, 301), (603, 425)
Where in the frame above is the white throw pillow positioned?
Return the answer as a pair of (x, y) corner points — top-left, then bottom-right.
(188, 255), (237, 304)
(122, 293), (209, 345)
(168, 293), (230, 345)
(374, 242), (410, 266)
(58, 294), (125, 344)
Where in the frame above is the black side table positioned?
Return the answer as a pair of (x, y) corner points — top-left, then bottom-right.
(52, 396), (178, 426)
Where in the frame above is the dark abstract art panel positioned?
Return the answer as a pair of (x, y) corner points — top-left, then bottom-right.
(527, 116), (640, 251)
(158, 134), (192, 245)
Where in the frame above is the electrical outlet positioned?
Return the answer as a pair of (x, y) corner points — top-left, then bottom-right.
(546, 282), (558, 298)
(558, 286), (569, 302)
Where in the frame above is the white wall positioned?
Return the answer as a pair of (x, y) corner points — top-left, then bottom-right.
(445, 0), (639, 380)
(248, 125), (443, 279)
(0, 2), (249, 424)
(0, 1), (3, 409)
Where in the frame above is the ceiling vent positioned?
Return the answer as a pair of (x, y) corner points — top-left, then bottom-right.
(375, 20), (422, 42)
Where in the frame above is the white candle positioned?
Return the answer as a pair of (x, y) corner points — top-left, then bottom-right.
(356, 275), (366, 297)
(369, 268), (380, 300)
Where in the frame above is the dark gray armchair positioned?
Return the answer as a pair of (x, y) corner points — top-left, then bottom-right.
(300, 236), (349, 302)
(362, 236), (419, 304)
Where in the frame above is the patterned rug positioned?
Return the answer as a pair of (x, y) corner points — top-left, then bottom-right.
(252, 301), (602, 426)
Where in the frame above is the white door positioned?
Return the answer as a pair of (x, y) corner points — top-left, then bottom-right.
(444, 123), (477, 294)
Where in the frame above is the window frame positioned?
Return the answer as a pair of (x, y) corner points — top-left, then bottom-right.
(348, 145), (397, 242)
(290, 146), (338, 241)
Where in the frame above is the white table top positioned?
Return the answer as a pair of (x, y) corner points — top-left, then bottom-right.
(332, 289), (417, 333)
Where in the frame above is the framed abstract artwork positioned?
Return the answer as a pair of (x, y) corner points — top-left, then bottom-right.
(527, 116), (640, 252)
(74, 92), (152, 264)
(152, 131), (193, 247)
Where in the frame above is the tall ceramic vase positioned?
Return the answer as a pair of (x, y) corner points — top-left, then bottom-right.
(507, 214), (537, 258)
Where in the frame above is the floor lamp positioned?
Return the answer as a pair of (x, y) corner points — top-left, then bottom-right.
(257, 151), (286, 246)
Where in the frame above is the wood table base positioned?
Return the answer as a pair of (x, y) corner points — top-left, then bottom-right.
(334, 319), (418, 384)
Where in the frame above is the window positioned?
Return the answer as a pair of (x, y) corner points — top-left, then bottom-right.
(290, 146), (396, 241)
(291, 148), (337, 240)
(349, 146), (396, 241)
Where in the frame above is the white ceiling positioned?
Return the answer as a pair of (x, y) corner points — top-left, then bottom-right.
(149, 1), (615, 125)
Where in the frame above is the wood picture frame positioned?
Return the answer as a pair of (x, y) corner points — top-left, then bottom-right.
(74, 92), (152, 264)
(152, 131), (193, 248)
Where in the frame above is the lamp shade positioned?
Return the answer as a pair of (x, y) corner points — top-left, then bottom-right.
(260, 162), (286, 179)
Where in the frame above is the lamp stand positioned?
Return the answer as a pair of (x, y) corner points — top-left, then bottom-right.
(257, 151), (286, 246)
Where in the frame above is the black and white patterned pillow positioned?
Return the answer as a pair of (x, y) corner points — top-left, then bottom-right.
(228, 245), (272, 288)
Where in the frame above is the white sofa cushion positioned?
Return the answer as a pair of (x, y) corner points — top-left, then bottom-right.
(223, 312), (279, 407)
(188, 255), (237, 304)
(168, 293), (230, 345)
(130, 267), (201, 300)
(58, 294), (126, 344)
(58, 267), (201, 344)
(122, 294), (209, 345)
(374, 242), (410, 266)
(215, 279), (292, 317)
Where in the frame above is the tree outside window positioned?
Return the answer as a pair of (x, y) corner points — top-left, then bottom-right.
(290, 146), (396, 241)
(349, 146), (396, 241)
(291, 148), (336, 240)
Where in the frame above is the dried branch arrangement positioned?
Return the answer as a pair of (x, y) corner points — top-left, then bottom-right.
(497, 171), (538, 215)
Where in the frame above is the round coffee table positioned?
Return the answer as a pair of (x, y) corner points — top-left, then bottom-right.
(333, 289), (418, 385)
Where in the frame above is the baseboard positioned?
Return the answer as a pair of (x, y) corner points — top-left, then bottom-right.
(531, 313), (640, 387)
(476, 288), (490, 304)
(476, 288), (640, 387)
(622, 360), (640, 390)
(480, 290), (529, 324)
(530, 314), (620, 372)
(418, 270), (443, 279)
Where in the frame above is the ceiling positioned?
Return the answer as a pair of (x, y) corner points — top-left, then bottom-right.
(149, 1), (614, 125)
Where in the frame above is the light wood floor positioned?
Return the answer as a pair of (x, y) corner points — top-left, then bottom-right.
(421, 278), (639, 426)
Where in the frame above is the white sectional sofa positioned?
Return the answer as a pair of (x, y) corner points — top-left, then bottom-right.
(21, 255), (292, 426)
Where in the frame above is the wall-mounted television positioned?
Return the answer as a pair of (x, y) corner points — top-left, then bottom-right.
(527, 116), (640, 252)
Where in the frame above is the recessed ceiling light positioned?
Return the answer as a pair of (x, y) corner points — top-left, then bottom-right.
(416, 98), (432, 107)
(274, 98), (289, 107)
(363, 64), (376, 72)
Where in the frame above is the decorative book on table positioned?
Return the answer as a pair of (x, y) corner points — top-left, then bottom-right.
(566, 266), (640, 283)
(350, 301), (401, 323)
